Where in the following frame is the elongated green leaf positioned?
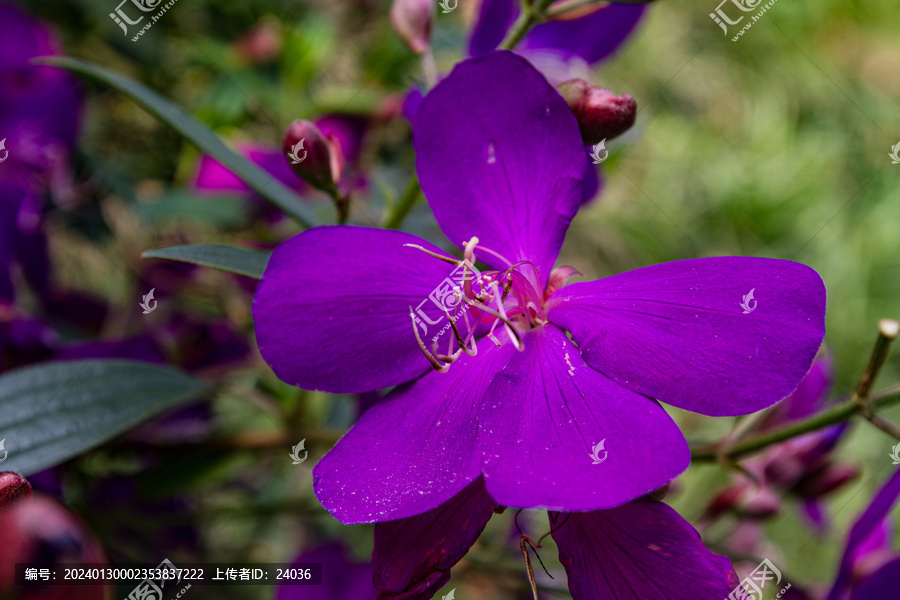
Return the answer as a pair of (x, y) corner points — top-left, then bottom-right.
(0, 360), (209, 475)
(36, 56), (316, 228)
(142, 244), (270, 279)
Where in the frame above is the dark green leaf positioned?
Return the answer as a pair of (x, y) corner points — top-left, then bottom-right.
(0, 360), (209, 475)
(142, 244), (270, 279)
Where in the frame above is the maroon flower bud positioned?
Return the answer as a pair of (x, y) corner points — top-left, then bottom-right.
(704, 485), (745, 519)
(389, 0), (435, 54)
(282, 120), (342, 193)
(0, 472), (33, 509)
(0, 496), (108, 600)
(557, 79), (637, 144)
(793, 462), (859, 498)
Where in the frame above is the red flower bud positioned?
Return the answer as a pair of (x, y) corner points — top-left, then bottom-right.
(282, 120), (342, 192)
(389, 0), (435, 54)
(0, 496), (108, 600)
(0, 472), (33, 509)
(557, 79), (637, 144)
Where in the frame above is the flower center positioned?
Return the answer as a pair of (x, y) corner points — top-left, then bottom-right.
(407, 237), (547, 372)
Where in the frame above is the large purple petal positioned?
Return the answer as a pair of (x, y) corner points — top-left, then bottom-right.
(276, 543), (374, 600)
(552, 501), (738, 600)
(253, 225), (461, 393)
(522, 4), (647, 66)
(548, 257), (826, 416)
(828, 469), (900, 600)
(479, 324), (689, 511)
(313, 341), (515, 524)
(413, 51), (584, 282)
(849, 558), (900, 600)
(372, 477), (498, 600)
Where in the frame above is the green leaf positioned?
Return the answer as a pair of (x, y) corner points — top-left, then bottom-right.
(142, 244), (270, 279)
(36, 56), (317, 228)
(0, 360), (209, 475)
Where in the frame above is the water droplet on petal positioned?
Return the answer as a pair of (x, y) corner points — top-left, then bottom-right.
(487, 142), (497, 165)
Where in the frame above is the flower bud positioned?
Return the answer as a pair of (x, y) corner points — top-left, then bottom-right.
(282, 120), (342, 192)
(389, 0), (435, 54)
(557, 79), (637, 144)
(0, 472), (33, 509)
(793, 462), (859, 499)
(0, 496), (108, 600)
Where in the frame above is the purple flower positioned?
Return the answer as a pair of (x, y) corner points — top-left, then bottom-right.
(469, 0), (647, 83)
(253, 51), (826, 524)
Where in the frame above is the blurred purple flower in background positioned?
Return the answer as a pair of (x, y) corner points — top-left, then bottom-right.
(826, 469), (900, 600)
(469, 0), (647, 83)
(0, 1), (82, 306)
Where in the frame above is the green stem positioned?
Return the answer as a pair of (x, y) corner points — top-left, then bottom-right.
(546, 0), (654, 17)
(382, 176), (422, 229)
(500, 0), (556, 51)
(691, 384), (900, 462)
